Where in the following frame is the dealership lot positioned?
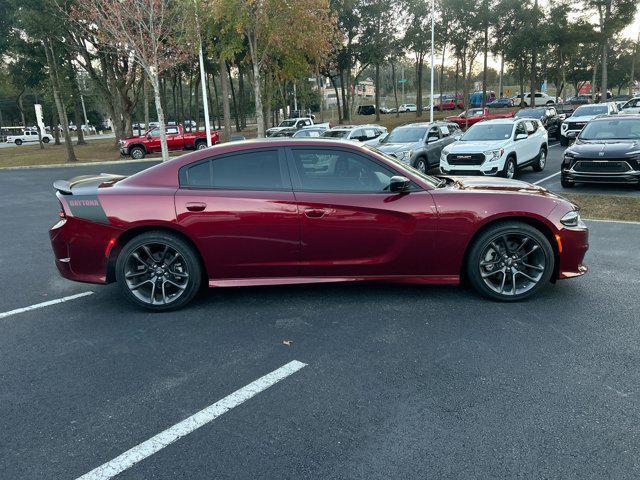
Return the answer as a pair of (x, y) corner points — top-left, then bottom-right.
(2, 150), (640, 479)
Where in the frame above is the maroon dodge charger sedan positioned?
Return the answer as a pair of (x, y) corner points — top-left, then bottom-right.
(50, 139), (588, 311)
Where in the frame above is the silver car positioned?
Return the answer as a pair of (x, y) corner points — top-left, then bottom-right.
(376, 122), (462, 172)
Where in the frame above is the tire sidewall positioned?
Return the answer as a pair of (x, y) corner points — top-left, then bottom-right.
(15, 139), (22, 145)
(130, 147), (145, 159)
(533, 147), (546, 171)
(415, 157), (427, 173)
(116, 232), (202, 311)
(466, 222), (555, 302)
(43, 137), (50, 143)
(502, 157), (517, 179)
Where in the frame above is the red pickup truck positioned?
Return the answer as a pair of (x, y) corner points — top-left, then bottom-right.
(120, 124), (221, 159)
(445, 108), (514, 129)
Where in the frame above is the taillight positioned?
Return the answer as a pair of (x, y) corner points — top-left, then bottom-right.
(58, 200), (66, 219)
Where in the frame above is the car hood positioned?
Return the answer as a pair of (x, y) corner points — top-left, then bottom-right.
(443, 175), (565, 199)
(445, 140), (508, 153)
(565, 115), (599, 123)
(122, 134), (146, 144)
(568, 139), (640, 157)
(378, 142), (421, 154)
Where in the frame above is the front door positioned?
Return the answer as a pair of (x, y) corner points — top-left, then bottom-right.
(175, 147), (300, 280)
(286, 146), (438, 278)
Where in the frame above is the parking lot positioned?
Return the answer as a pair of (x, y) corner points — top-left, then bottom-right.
(2, 146), (640, 479)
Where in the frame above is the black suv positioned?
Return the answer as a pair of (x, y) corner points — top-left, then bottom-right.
(514, 106), (564, 140)
(561, 115), (640, 188)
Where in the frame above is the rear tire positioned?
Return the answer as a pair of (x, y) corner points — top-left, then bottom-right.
(15, 139), (22, 146)
(466, 222), (554, 302)
(532, 147), (546, 172)
(116, 231), (202, 311)
(130, 146), (146, 159)
(43, 137), (50, 144)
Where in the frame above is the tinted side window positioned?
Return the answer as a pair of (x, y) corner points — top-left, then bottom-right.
(182, 150), (286, 190)
(515, 123), (527, 136)
(290, 149), (396, 193)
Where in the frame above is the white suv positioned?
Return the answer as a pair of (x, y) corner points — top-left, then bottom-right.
(6, 129), (54, 145)
(398, 104), (417, 112)
(440, 118), (548, 179)
(560, 102), (618, 145)
(515, 92), (557, 107)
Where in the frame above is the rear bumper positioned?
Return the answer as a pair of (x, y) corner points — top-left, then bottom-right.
(50, 216), (122, 284)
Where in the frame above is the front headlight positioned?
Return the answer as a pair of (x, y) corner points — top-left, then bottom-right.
(561, 122), (568, 131)
(560, 210), (583, 227)
(483, 148), (504, 162)
(397, 150), (413, 163)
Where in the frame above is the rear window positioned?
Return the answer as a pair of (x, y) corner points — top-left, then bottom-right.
(181, 150), (287, 190)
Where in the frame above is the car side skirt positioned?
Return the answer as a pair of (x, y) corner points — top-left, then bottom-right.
(209, 275), (460, 288)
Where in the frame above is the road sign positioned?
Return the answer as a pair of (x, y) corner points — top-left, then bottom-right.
(398, 78), (407, 84)
(504, 87), (512, 97)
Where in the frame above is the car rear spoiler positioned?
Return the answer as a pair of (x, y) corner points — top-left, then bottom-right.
(53, 173), (127, 195)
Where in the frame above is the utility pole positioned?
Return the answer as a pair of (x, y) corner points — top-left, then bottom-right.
(194, 0), (212, 146)
(429, 0), (435, 123)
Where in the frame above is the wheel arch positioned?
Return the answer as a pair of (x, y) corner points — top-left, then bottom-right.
(106, 224), (208, 283)
(128, 143), (148, 154)
(459, 215), (560, 284)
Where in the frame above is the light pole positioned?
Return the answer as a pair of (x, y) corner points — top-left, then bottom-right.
(429, 0), (435, 123)
(194, 0), (212, 146)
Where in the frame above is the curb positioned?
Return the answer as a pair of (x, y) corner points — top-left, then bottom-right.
(0, 157), (163, 171)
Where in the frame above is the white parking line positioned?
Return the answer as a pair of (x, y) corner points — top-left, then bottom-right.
(533, 172), (561, 185)
(0, 292), (94, 319)
(76, 360), (308, 480)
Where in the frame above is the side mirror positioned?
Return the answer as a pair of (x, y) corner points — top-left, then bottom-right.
(515, 133), (528, 141)
(427, 136), (439, 144)
(146, 134), (152, 139)
(389, 175), (410, 192)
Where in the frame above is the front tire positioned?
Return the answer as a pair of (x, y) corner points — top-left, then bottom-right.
(414, 157), (427, 173)
(196, 141), (207, 150)
(15, 139), (22, 146)
(501, 156), (517, 179)
(466, 222), (554, 301)
(130, 146), (146, 159)
(532, 147), (547, 172)
(43, 137), (50, 144)
(116, 231), (202, 311)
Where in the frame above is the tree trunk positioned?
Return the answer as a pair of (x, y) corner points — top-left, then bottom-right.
(226, 62), (240, 132)
(44, 40), (76, 162)
(143, 79), (150, 131)
(247, 33), (265, 137)
(454, 57), (459, 110)
(149, 74), (169, 162)
(416, 55), (424, 117)
(238, 65), (246, 130)
(219, 57), (232, 142)
(17, 89), (26, 127)
(498, 52), (504, 98)
(391, 62), (399, 117)
(592, 57), (599, 102)
(631, 34), (639, 96)
(601, 38), (608, 101)
(193, 74), (201, 130)
(375, 63), (381, 121)
(339, 69), (348, 122)
(482, 12), (489, 108)
(329, 74), (342, 122)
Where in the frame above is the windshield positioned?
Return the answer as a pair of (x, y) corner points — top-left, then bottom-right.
(322, 130), (350, 138)
(578, 119), (640, 140)
(364, 145), (443, 188)
(573, 105), (607, 117)
(515, 109), (544, 119)
(461, 123), (512, 141)
(279, 120), (297, 127)
(383, 127), (427, 144)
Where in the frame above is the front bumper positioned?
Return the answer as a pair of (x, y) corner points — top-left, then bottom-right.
(440, 157), (501, 176)
(556, 225), (589, 280)
(562, 166), (640, 185)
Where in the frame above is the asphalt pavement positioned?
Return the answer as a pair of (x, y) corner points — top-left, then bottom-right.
(1, 148), (640, 479)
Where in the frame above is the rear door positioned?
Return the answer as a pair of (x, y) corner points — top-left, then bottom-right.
(286, 146), (438, 277)
(175, 147), (300, 280)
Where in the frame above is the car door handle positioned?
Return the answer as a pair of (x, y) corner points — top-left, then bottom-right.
(185, 202), (207, 212)
(304, 208), (326, 218)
